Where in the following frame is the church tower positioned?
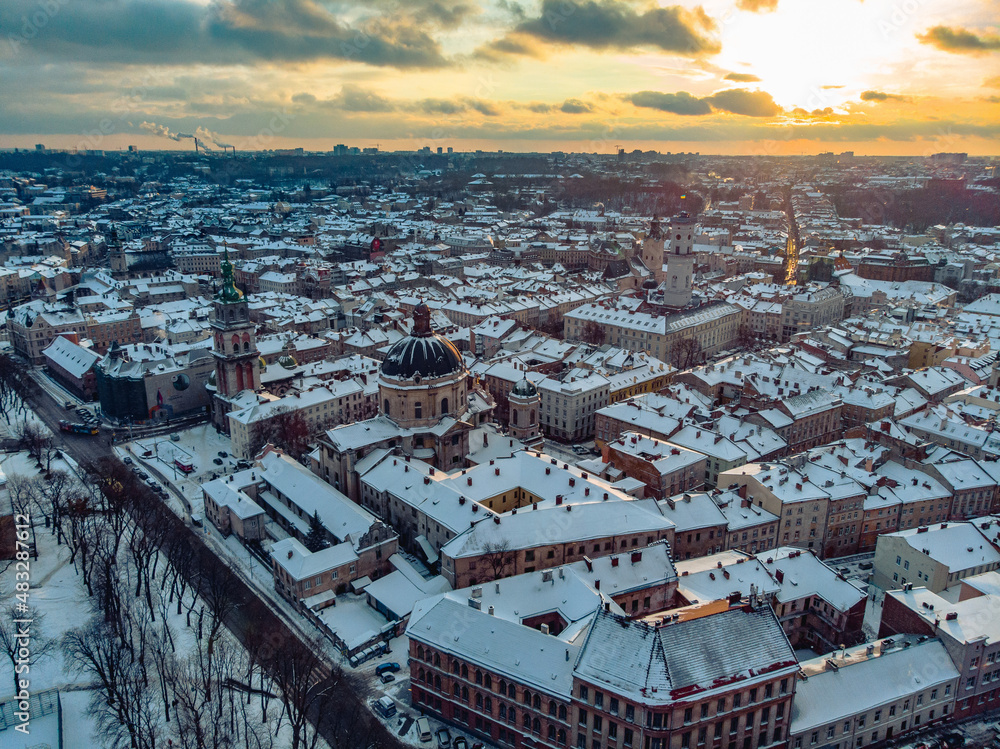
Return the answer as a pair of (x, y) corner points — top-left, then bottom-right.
(210, 249), (260, 430)
(508, 376), (541, 447)
(661, 211), (696, 308)
(109, 224), (128, 278)
(639, 216), (666, 284)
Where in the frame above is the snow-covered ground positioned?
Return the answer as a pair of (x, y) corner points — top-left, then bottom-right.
(0, 450), (104, 746)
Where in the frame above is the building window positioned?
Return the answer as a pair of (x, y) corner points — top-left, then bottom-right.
(415, 402), (422, 419)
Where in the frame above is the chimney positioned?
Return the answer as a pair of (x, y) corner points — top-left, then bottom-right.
(541, 623), (550, 635)
(775, 569), (784, 583)
(287, 550), (293, 559)
(631, 551), (642, 564)
(611, 556), (619, 567)
(488, 605), (495, 615)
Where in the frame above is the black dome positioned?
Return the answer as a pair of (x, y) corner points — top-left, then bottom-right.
(381, 333), (464, 379)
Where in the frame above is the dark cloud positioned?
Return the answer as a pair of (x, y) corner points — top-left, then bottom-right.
(984, 96), (1000, 104)
(292, 92), (317, 105)
(917, 26), (1000, 54)
(628, 88), (781, 117)
(736, 0), (779, 12)
(417, 97), (501, 116)
(0, 0), (449, 68)
(985, 76), (1000, 88)
(628, 91), (713, 115)
(560, 99), (593, 113)
(860, 90), (910, 103)
(705, 89), (781, 116)
(332, 85), (396, 112)
(790, 107), (835, 118)
(724, 73), (761, 82)
(482, 0), (719, 58)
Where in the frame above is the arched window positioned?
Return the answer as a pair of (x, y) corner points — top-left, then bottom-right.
(523, 714), (531, 729)
(548, 726), (557, 741)
(475, 670), (483, 685)
(532, 694), (541, 710)
(532, 718), (541, 734)
(454, 683), (460, 697)
(416, 646), (424, 660)
(509, 708), (517, 725)
(549, 701), (557, 716)
(499, 680), (508, 696)
(500, 704), (508, 720)
(484, 675), (492, 691)
(244, 341), (250, 352)
(476, 694), (483, 709)
(522, 690), (531, 706)
(558, 705), (567, 721)
(441, 397), (449, 414)
(434, 675), (441, 690)
(512, 410), (519, 426)
(484, 697), (492, 713)
(384, 399), (390, 416)
(558, 729), (567, 744)
(461, 686), (469, 702)
(414, 402), (422, 419)
(434, 653), (441, 667)
(418, 668), (425, 682)
(461, 665), (469, 679)
(231, 334), (240, 351)
(530, 409), (535, 423)
(235, 364), (244, 391)
(451, 661), (459, 675)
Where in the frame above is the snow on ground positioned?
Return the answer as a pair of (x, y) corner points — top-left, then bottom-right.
(0, 393), (52, 441)
(0, 450), (103, 746)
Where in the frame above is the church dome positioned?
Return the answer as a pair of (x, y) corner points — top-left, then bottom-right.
(511, 376), (537, 397)
(380, 303), (464, 380)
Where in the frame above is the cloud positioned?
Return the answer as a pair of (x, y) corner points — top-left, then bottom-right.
(860, 90), (910, 103)
(705, 89), (782, 116)
(917, 26), (1000, 54)
(417, 97), (501, 115)
(332, 85), (397, 112)
(986, 76), (1000, 88)
(724, 73), (761, 83)
(736, 0), (779, 12)
(292, 93), (318, 105)
(560, 98), (593, 113)
(0, 0), (450, 68)
(628, 89), (780, 117)
(628, 91), (713, 115)
(822, 85), (845, 90)
(481, 0), (720, 58)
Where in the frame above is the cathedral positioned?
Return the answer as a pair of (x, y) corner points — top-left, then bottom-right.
(316, 303), (496, 502)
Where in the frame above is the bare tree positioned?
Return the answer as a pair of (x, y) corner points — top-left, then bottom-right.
(482, 539), (516, 581)
(580, 320), (606, 346)
(268, 638), (334, 749)
(249, 406), (311, 459)
(63, 618), (161, 749)
(669, 336), (702, 370)
(0, 599), (54, 694)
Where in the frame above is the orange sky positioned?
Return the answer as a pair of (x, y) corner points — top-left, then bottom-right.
(1, 0), (998, 154)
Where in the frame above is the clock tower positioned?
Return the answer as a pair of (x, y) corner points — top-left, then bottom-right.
(210, 249), (260, 430)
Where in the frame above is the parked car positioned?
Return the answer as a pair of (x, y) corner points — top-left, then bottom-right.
(123, 457), (133, 465)
(380, 672), (395, 684)
(436, 728), (451, 749)
(374, 696), (396, 718)
(218, 451), (228, 458)
(213, 457), (224, 465)
(416, 717), (432, 742)
(64, 401), (74, 410)
(375, 662), (401, 676)
(858, 561), (873, 570)
(454, 738), (468, 749)
(170, 433), (181, 442)
(137, 472), (149, 481)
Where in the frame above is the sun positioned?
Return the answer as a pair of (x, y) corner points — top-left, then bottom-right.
(714, 0), (905, 110)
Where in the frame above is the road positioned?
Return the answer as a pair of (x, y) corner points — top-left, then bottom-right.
(20, 372), (401, 749)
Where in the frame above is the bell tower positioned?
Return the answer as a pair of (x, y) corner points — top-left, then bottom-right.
(508, 377), (541, 447)
(210, 249), (260, 430)
(661, 211), (696, 308)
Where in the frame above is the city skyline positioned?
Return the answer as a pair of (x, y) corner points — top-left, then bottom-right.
(1, 0), (999, 155)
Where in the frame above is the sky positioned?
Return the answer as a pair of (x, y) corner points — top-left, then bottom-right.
(1, 0), (998, 155)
